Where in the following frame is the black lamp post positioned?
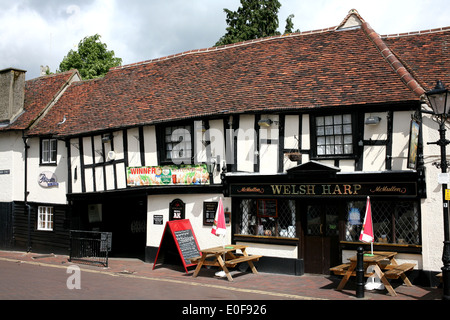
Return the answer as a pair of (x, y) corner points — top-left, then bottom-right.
(425, 80), (450, 300)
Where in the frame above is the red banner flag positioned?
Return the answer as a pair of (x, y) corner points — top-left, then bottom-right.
(359, 196), (374, 243)
(211, 198), (226, 236)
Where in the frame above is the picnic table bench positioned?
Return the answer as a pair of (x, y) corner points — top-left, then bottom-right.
(330, 263), (375, 277)
(192, 245), (262, 281)
(330, 251), (415, 296)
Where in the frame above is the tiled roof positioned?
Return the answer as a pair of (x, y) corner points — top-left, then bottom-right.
(28, 21), (423, 137)
(1, 70), (79, 131)
(382, 27), (450, 92)
(362, 22), (425, 96)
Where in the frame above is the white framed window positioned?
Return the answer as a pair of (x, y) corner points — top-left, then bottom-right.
(37, 206), (54, 231)
(316, 114), (353, 156)
(41, 138), (57, 164)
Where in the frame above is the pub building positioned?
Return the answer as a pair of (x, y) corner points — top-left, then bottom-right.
(0, 10), (448, 287)
(224, 163), (421, 275)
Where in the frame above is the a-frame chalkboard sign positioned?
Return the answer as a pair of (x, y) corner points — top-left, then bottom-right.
(152, 219), (201, 273)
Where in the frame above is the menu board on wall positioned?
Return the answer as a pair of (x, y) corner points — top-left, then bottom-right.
(203, 201), (218, 226)
(152, 219), (201, 273)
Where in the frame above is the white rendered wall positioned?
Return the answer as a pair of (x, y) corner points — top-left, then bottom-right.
(0, 131), (24, 202)
(147, 193), (230, 250)
(420, 111), (449, 272)
(26, 138), (68, 204)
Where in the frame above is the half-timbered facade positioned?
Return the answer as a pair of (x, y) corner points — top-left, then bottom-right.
(0, 68), (80, 252)
(1, 10), (449, 286)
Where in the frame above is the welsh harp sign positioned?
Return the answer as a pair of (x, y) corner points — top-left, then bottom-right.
(230, 182), (417, 198)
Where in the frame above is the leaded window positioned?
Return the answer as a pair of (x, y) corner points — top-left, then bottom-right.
(345, 200), (420, 245)
(236, 199), (297, 238)
(316, 114), (353, 156)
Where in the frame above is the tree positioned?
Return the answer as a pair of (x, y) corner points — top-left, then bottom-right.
(284, 14), (300, 34)
(58, 34), (122, 80)
(215, 0), (298, 46)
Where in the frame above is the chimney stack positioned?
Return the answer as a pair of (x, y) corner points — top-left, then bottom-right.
(0, 68), (26, 124)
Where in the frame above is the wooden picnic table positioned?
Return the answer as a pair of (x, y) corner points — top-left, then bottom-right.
(330, 251), (415, 297)
(192, 244), (262, 281)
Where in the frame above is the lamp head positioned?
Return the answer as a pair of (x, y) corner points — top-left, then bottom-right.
(426, 80), (450, 116)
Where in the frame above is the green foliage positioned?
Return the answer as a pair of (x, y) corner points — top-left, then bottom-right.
(58, 34), (122, 80)
(284, 14), (300, 34)
(215, 0), (298, 46)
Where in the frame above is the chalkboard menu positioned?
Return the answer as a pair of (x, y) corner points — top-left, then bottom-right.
(173, 229), (200, 265)
(152, 219), (201, 273)
(203, 201), (218, 226)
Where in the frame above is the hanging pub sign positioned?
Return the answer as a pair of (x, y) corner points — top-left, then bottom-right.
(407, 119), (420, 169)
(170, 199), (185, 220)
(126, 164), (209, 186)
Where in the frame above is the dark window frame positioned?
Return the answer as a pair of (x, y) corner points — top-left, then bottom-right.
(157, 123), (194, 165)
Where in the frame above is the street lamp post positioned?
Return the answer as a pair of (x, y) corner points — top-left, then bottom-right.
(425, 80), (450, 300)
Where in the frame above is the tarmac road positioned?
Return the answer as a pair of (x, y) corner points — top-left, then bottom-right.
(0, 259), (284, 300)
(0, 250), (445, 319)
(0, 257), (304, 319)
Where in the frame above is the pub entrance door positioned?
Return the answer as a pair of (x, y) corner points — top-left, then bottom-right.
(303, 203), (340, 274)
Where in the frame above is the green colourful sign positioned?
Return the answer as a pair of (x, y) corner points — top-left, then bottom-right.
(127, 165), (210, 186)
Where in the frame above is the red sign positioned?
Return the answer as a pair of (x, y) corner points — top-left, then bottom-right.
(152, 219), (201, 273)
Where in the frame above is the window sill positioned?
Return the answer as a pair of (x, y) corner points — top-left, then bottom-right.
(339, 241), (422, 254)
(311, 155), (356, 160)
(234, 234), (298, 246)
(40, 162), (57, 167)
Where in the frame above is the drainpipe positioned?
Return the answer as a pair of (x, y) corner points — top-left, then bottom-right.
(22, 133), (31, 252)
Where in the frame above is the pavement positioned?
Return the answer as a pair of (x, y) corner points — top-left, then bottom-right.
(0, 249), (444, 302)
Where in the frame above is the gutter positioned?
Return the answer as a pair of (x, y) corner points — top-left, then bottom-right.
(22, 132), (31, 252)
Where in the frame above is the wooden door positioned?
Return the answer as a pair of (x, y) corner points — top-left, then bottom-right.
(304, 204), (340, 274)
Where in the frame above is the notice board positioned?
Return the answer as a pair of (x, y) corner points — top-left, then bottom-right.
(152, 219), (201, 273)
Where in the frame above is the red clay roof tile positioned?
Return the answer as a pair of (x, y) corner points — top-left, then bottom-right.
(1, 70), (79, 131)
(382, 28), (450, 92)
(28, 22), (429, 137)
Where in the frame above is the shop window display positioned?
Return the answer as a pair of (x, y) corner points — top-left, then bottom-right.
(345, 201), (420, 245)
(237, 199), (297, 238)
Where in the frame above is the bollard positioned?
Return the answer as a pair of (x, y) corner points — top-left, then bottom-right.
(356, 246), (364, 298)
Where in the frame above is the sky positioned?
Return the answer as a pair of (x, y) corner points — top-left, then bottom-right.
(1, 0), (449, 80)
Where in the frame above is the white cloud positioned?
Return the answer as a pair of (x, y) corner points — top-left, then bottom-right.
(0, 0), (448, 80)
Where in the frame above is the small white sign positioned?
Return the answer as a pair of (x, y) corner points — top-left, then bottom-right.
(438, 173), (450, 185)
